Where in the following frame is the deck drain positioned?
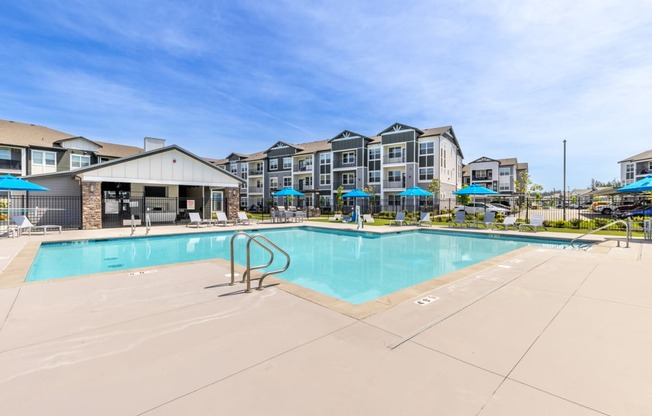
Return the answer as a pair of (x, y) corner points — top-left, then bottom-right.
(415, 295), (438, 306)
(129, 270), (158, 276)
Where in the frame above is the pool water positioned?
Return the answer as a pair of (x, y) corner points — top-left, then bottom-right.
(27, 228), (572, 304)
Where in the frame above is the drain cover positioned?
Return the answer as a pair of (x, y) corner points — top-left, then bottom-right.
(415, 295), (438, 306)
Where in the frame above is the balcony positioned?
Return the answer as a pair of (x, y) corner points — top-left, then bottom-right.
(293, 164), (313, 173)
(249, 169), (264, 176)
(332, 182), (355, 190)
(332, 159), (358, 169)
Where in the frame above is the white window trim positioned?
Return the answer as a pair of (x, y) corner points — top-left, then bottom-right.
(32, 150), (57, 166)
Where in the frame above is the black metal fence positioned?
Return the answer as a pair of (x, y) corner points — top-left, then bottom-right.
(1, 195), (82, 230)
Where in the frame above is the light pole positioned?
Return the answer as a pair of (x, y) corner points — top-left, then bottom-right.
(563, 139), (567, 221)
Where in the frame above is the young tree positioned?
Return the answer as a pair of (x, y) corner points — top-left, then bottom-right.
(335, 185), (344, 213)
(455, 185), (471, 206)
(515, 171), (543, 208)
(427, 178), (440, 213)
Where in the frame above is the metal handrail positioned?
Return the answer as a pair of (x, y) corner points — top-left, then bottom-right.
(130, 214), (137, 236)
(568, 218), (631, 249)
(246, 234), (291, 292)
(145, 214), (151, 235)
(227, 231), (291, 292)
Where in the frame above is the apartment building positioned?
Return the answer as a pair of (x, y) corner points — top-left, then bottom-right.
(212, 123), (464, 212)
(461, 156), (528, 197)
(619, 150), (652, 186)
(0, 119), (142, 176)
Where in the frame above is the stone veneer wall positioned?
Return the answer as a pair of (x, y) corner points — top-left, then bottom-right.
(81, 182), (102, 229)
(226, 187), (240, 220)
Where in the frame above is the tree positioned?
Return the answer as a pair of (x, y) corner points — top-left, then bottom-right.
(335, 185), (344, 213)
(590, 178), (621, 188)
(455, 185), (471, 206)
(363, 186), (377, 213)
(515, 171), (543, 208)
(427, 178), (440, 213)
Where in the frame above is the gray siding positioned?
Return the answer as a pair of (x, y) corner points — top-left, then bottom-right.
(331, 138), (363, 151)
(30, 175), (81, 197)
(381, 131), (415, 145)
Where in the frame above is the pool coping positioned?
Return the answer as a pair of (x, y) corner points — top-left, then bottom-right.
(0, 223), (610, 319)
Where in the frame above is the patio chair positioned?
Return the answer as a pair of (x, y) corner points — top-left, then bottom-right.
(328, 213), (342, 222)
(236, 211), (251, 225)
(519, 215), (547, 232)
(186, 212), (211, 227)
(480, 211), (496, 229)
(493, 215), (517, 231)
(216, 211), (234, 226)
(418, 212), (432, 227)
(389, 212), (407, 226)
(342, 214), (352, 223)
(363, 214), (375, 224)
(449, 210), (468, 228)
(11, 215), (62, 236)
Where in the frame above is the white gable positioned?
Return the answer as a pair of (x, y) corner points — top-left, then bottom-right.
(58, 137), (102, 152)
(79, 148), (241, 187)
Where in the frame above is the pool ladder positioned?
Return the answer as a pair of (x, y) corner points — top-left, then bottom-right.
(226, 231), (291, 292)
(567, 218), (631, 249)
(130, 214), (152, 236)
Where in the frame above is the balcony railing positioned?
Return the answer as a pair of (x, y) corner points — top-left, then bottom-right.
(293, 164), (313, 173)
(332, 160), (358, 169)
(248, 187), (264, 193)
(249, 169), (264, 176)
(332, 182), (355, 190)
(383, 181), (404, 189)
(383, 155), (406, 164)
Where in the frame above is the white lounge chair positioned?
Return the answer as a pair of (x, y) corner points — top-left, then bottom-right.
(216, 211), (234, 226)
(449, 210), (468, 227)
(236, 212), (251, 225)
(187, 212), (211, 227)
(11, 215), (62, 236)
(328, 213), (342, 222)
(480, 211), (496, 229)
(363, 214), (375, 224)
(418, 212), (432, 227)
(519, 215), (547, 232)
(494, 215), (517, 230)
(389, 212), (407, 226)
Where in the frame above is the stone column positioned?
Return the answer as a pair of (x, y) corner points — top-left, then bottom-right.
(226, 187), (240, 220)
(82, 182), (102, 229)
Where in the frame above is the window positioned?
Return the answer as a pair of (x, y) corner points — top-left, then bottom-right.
(388, 147), (402, 159)
(369, 171), (380, 183)
(230, 163), (238, 173)
(303, 176), (313, 186)
(0, 148), (10, 160)
(440, 147), (447, 169)
(283, 176), (292, 187)
(210, 190), (224, 213)
(388, 170), (402, 182)
(283, 157), (292, 169)
(474, 169), (488, 180)
(342, 151), (355, 164)
(499, 183), (511, 191)
(269, 159), (278, 170)
(342, 173), (355, 185)
(625, 164), (634, 180)
(319, 195), (331, 208)
(32, 150), (56, 166)
(500, 167), (510, 176)
(71, 154), (91, 168)
(269, 177), (278, 190)
(320, 174), (331, 186)
(320, 153), (331, 165)
(419, 167), (434, 181)
(369, 148), (380, 160)
(419, 142), (434, 155)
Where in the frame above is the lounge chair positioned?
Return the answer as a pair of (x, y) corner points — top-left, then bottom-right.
(494, 215), (517, 230)
(187, 212), (211, 227)
(449, 210), (468, 227)
(216, 211), (234, 226)
(328, 213), (342, 222)
(11, 215), (62, 236)
(363, 214), (375, 224)
(236, 212), (251, 225)
(480, 211), (496, 229)
(418, 212), (432, 227)
(519, 215), (547, 232)
(389, 212), (407, 226)
(342, 214), (352, 223)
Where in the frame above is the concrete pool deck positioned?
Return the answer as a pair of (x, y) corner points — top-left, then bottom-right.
(0, 222), (651, 415)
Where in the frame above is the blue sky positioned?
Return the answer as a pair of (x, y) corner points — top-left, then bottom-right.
(1, 0), (651, 191)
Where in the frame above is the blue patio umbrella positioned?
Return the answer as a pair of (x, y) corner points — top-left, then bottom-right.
(272, 187), (304, 207)
(453, 184), (498, 196)
(617, 175), (652, 193)
(342, 189), (371, 222)
(0, 174), (49, 230)
(398, 186), (433, 212)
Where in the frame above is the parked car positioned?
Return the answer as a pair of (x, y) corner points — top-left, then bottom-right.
(488, 202), (513, 213)
(623, 206), (652, 218)
(612, 200), (652, 218)
(455, 202), (510, 215)
(590, 201), (611, 212)
(595, 204), (615, 215)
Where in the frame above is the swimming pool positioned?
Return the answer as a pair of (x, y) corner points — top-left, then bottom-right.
(27, 227), (573, 304)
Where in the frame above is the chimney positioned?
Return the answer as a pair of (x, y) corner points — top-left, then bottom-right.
(144, 137), (166, 151)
